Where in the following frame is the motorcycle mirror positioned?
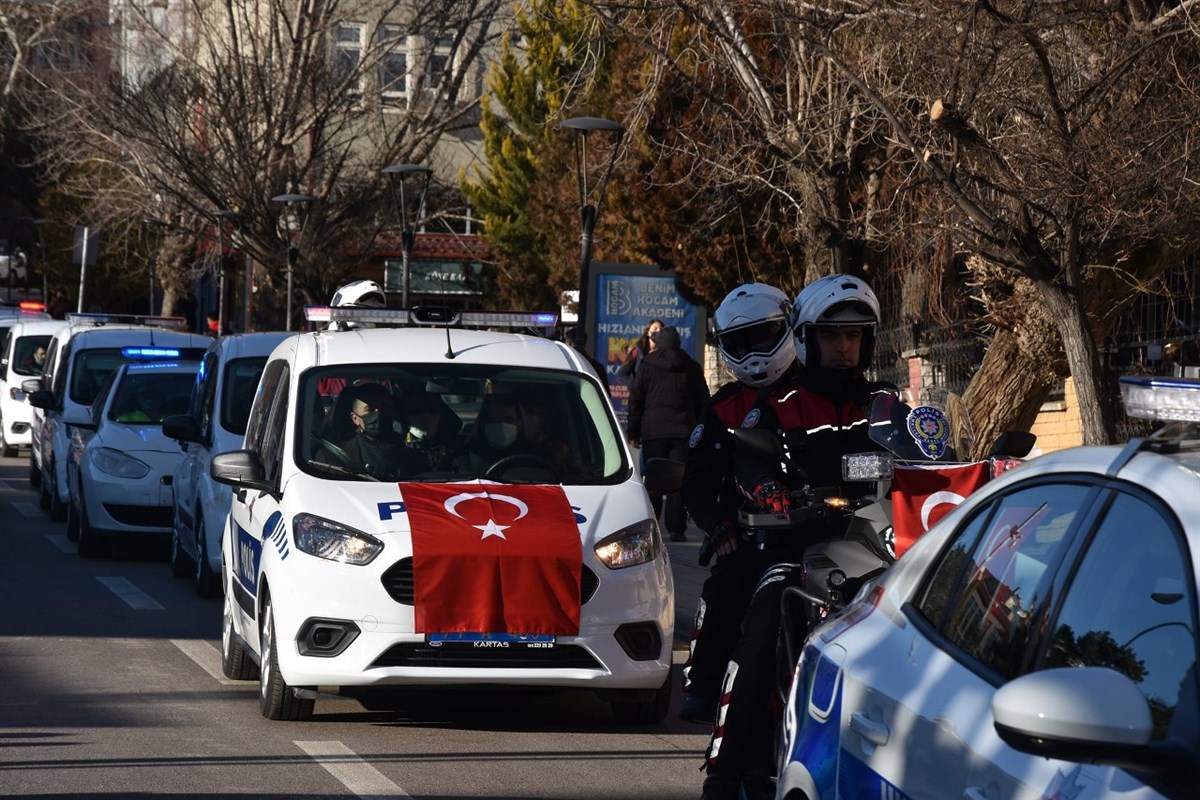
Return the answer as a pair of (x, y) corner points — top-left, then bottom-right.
(642, 457), (685, 498)
(989, 430), (1036, 459)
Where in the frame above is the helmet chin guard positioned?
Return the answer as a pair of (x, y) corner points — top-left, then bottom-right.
(791, 274), (880, 370)
(714, 283), (796, 387)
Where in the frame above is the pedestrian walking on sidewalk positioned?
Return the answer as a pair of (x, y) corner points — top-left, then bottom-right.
(627, 325), (708, 542)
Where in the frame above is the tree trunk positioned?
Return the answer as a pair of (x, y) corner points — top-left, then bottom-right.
(963, 328), (1061, 460)
(1040, 281), (1117, 445)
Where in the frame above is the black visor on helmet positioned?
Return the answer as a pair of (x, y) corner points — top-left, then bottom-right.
(717, 318), (787, 361)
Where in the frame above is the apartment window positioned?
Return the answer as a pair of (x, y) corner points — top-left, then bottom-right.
(378, 25), (408, 102)
(333, 23), (365, 91)
(423, 34), (455, 93)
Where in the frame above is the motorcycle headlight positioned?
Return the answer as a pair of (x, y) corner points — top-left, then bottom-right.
(91, 446), (150, 479)
(293, 513), (382, 565)
(594, 519), (662, 570)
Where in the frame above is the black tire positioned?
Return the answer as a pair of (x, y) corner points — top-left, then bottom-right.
(259, 591), (314, 721)
(611, 671), (673, 724)
(194, 513), (220, 598)
(169, 515), (194, 579)
(29, 455), (40, 487)
(221, 562), (258, 681)
(66, 492), (81, 543)
(48, 460), (66, 522)
(0, 417), (16, 458)
(38, 467), (50, 509)
(76, 485), (108, 559)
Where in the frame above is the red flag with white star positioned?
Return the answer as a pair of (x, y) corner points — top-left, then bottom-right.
(403, 482), (583, 635)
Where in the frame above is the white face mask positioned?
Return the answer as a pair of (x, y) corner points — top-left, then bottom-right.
(484, 422), (518, 449)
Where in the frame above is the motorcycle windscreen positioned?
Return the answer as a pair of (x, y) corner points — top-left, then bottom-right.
(867, 393), (964, 463)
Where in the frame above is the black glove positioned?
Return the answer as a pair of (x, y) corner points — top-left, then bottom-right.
(700, 519), (740, 567)
(749, 479), (791, 514)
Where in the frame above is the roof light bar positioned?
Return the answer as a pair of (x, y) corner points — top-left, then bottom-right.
(122, 347), (181, 358)
(18, 301), (45, 311)
(1120, 375), (1200, 423)
(66, 312), (189, 330)
(304, 306), (558, 330)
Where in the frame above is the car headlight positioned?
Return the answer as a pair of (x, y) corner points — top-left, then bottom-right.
(293, 513), (383, 565)
(594, 519), (662, 570)
(91, 446), (150, 479)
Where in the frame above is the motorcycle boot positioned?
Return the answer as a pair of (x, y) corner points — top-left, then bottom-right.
(699, 771), (741, 800)
(678, 690), (718, 724)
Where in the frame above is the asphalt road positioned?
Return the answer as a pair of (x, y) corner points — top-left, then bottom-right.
(0, 453), (712, 799)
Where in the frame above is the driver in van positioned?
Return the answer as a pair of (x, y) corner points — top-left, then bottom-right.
(460, 392), (552, 475)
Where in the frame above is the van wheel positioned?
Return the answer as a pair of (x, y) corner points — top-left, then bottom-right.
(29, 456), (40, 487)
(0, 418), (15, 458)
(610, 672), (673, 724)
(48, 460), (66, 522)
(221, 564), (258, 681)
(38, 468), (50, 509)
(170, 517), (194, 578)
(76, 485), (108, 559)
(194, 513), (220, 598)
(66, 492), (81, 542)
(259, 591), (314, 721)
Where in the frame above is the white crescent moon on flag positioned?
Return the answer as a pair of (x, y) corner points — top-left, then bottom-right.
(443, 491), (529, 520)
(920, 491), (967, 531)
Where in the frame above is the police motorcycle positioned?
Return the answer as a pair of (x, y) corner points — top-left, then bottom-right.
(777, 393), (1037, 677)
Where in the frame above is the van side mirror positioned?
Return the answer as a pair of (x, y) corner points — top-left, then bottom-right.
(21, 377), (44, 394)
(210, 450), (271, 492)
(162, 414), (201, 444)
(27, 389), (55, 410)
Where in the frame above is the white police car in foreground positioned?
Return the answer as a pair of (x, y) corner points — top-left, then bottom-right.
(64, 356), (201, 557)
(163, 332), (290, 596)
(777, 375), (1199, 800)
(210, 307), (674, 721)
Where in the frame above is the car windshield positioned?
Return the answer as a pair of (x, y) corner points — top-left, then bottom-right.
(297, 364), (628, 484)
(109, 371), (197, 425)
(69, 348), (129, 406)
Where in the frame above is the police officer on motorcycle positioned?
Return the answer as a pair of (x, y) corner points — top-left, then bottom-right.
(682, 275), (892, 800)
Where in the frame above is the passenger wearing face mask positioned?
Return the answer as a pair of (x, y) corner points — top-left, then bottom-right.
(461, 393), (550, 475)
(403, 390), (463, 470)
(318, 382), (425, 480)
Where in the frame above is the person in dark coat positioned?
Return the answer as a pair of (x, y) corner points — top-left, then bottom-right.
(627, 325), (710, 541)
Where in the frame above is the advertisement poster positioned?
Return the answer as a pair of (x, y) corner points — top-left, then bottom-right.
(588, 263), (706, 429)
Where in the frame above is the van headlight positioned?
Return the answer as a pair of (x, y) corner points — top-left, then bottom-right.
(594, 519), (661, 569)
(92, 447), (150, 479)
(293, 513), (383, 565)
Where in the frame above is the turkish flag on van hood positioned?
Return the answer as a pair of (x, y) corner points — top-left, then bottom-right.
(891, 462), (990, 558)
(403, 482), (583, 635)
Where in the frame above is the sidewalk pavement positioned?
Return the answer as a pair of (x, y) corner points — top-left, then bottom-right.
(664, 520), (708, 649)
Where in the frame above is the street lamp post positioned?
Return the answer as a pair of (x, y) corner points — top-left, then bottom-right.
(560, 117), (625, 353)
(382, 164), (432, 308)
(32, 218), (53, 303)
(270, 193), (311, 331)
(142, 217), (168, 316)
(214, 210), (241, 336)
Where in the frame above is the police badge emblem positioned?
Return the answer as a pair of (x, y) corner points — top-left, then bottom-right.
(906, 405), (951, 459)
(741, 408), (761, 428)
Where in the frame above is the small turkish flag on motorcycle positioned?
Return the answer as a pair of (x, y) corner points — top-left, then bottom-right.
(891, 462), (990, 557)
(403, 482), (583, 635)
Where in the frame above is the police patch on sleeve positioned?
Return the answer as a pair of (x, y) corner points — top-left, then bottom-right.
(689, 423), (704, 448)
(906, 405), (951, 459)
(741, 408), (761, 428)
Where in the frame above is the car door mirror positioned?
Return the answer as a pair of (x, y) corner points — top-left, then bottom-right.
(162, 413), (201, 444)
(211, 449), (271, 493)
(22, 377), (44, 394)
(62, 409), (95, 430)
(26, 389), (55, 410)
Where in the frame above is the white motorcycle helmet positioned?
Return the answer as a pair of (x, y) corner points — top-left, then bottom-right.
(713, 283), (796, 387)
(328, 280), (387, 330)
(791, 274), (880, 369)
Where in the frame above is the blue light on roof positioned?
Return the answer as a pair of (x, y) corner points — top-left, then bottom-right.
(123, 347), (181, 358)
(534, 313), (558, 326)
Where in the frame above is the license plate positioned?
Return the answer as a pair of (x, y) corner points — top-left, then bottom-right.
(426, 632), (556, 649)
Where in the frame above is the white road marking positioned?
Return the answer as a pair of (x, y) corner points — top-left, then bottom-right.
(171, 639), (240, 685)
(96, 576), (164, 610)
(295, 741), (411, 797)
(13, 501), (42, 517)
(46, 534), (76, 553)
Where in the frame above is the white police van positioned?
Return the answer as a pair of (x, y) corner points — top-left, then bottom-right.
(25, 314), (209, 521)
(211, 306), (675, 721)
(776, 375), (1199, 800)
(164, 331), (290, 596)
(0, 317), (66, 456)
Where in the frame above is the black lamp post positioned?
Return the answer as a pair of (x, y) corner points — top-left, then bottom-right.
(32, 218), (53, 303)
(142, 217), (168, 316)
(270, 193), (311, 331)
(560, 116), (625, 352)
(214, 210), (240, 335)
(382, 164), (432, 308)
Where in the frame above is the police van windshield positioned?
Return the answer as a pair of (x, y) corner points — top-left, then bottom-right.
(298, 364), (628, 484)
